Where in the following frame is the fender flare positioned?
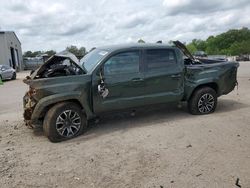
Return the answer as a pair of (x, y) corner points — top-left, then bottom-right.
(185, 79), (219, 100)
(31, 92), (94, 121)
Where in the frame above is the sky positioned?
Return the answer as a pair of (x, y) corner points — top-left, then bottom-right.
(0, 0), (250, 52)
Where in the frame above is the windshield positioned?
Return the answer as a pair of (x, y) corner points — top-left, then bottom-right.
(80, 49), (109, 72)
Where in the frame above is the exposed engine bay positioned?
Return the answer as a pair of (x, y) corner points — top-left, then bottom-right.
(38, 59), (84, 78)
(30, 51), (85, 79)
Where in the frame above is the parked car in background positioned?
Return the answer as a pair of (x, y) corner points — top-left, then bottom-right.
(193, 51), (227, 63)
(193, 50), (207, 58)
(0, 65), (16, 81)
(236, 54), (250, 61)
(23, 56), (45, 70)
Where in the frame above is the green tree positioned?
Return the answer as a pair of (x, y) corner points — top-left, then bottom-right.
(23, 51), (42, 57)
(229, 40), (250, 55)
(32, 51), (42, 57)
(44, 50), (56, 56)
(23, 50), (56, 58)
(137, 39), (145, 43)
(23, 51), (33, 57)
(66, 45), (86, 56)
(186, 43), (197, 54)
(186, 27), (250, 55)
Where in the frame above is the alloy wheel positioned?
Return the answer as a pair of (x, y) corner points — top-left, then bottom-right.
(198, 93), (215, 113)
(55, 110), (81, 137)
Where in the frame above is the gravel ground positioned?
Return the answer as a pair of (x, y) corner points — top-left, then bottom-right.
(0, 63), (250, 188)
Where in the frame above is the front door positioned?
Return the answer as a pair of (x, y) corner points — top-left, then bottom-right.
(143, 48), (184, 105)
(93, 50), (145, 113)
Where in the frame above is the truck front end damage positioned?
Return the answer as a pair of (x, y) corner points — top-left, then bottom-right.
(23, 87), (37, 128)
(23, 51), (85, 128)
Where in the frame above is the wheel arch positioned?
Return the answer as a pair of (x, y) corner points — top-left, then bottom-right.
(188, 82), (219, 101)
(39, 99), (85, 120)
(31, 93), (94, 123)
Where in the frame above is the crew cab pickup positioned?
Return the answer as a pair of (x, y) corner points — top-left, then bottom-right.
(23, 41), (239, 142)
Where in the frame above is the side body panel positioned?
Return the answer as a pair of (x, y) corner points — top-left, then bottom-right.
(25, 74), (95, 122)
(183, 61), (239, 100)
(91, 49), (145, 113)
(91, 47), (186, 114)
(142, 48), (185, 105)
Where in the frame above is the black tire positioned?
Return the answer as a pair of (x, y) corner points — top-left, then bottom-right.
(43, 102), (87, 142)
(188, 87), (217, 115)
(12, 72), (16, 80)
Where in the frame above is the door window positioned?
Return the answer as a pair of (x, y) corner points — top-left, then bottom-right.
(145, 49), (177, 71)
(104, 51), (139, 75)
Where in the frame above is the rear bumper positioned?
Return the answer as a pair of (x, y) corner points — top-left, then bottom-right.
(221, 64), (239, 95)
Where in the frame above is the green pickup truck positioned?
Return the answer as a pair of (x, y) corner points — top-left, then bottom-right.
(23, 41), (239, 142)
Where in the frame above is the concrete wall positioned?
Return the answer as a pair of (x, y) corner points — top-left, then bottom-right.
(0, 34), (8, 67)
(0, 32), (23, 71)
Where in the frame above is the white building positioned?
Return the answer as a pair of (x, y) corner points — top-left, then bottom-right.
(0, 31), (23, 71)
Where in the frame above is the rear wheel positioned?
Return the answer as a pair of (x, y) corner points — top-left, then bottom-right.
(43, 102), (87, 142)
(188, 87), (217, 115)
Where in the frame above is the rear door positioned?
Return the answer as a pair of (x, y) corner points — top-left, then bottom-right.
(143, 48), (184, 105)
(92, 50), (145, 113)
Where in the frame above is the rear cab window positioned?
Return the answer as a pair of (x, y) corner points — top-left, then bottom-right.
(145, 49), (177, 71)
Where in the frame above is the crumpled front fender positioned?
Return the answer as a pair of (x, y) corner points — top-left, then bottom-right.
(30, 91), (94, 123)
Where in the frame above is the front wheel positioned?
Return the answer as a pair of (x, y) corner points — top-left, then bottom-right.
(43, 102), (87, 142)
(188, 87), (217, 115)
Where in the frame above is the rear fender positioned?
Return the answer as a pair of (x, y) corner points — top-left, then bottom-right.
(185, 79), (219, 101)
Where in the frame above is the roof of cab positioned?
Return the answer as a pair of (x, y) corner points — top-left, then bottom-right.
(97, 43), (176, 52)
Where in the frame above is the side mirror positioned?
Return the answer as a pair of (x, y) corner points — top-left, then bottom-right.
(97, 67), (109, 98)
(98, 80), (109, 98)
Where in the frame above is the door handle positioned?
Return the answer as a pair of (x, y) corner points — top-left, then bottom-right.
(171, 74), (181, 78)
(131, 78), (144, 82)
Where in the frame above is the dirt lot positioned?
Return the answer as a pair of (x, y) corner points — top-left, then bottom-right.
(0, 63), (250, 188)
